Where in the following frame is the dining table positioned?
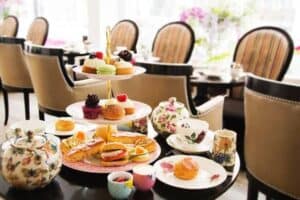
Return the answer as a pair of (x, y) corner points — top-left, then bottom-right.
(190, 70), (245, 105)
(0, 127), (240, 200)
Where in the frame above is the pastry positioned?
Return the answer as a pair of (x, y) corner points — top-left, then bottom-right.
(84, 138), (105, 157)
(130, 146), (150, 163)
(65, 144), (86, 162)
(108, 132), (146, 144)
(116, 93), (135, 115)
(82, 57), (105, 74)
(60, 131), (87, 154)
(135, 138), (156, 153)
(96, 63), (116, 75)
(82, 94), (102, 119)
(115, 61), (134, 75)
(100, 142), (129, 167)
(93, 125), (117, 142)
(174, 157), (199, 180)
(55, 117), (75, 131)
(102, 99), (125, 120)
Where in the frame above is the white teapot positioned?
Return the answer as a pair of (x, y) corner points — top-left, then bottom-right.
(0, 131), (62, 190)
(151, 97), (189, 136)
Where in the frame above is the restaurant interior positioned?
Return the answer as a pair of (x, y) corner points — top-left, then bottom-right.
(0, 0), (299, 200)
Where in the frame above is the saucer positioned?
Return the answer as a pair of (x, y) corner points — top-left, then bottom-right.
(166, 131), (214, 154)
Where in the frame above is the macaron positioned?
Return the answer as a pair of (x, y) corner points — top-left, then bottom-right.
(96, 64), (116, 75)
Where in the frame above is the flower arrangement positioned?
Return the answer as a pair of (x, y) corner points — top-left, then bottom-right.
(0, 0), (22, 19)
(180, 2), (253, 65)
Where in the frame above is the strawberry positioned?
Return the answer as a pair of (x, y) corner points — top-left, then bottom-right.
(117, 94), (128, 102)
(95, 51), (103, 59)
(114, 176), (128, 182)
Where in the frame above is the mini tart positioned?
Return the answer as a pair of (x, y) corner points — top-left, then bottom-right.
(115, 61), (134, 75)
(174, 157), (199, 180)
(55, 118), (75, 131)
(82, 58), (105, 74)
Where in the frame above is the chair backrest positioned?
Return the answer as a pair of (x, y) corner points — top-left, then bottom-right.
(111, 19), (139, 52)
(244, 74), (300, 199)
(24, 44), (75, 111)
(232, 26), (294, 99)
(112, 62), (196, 115)
(152, 21), (195, 63)
(26, 17), (49, 45)
(0, 37), (32, 89)
(0, 15), (18, 37)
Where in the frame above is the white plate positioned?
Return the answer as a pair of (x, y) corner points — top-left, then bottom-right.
(72, 66), (146, 81)
(166, 130), (214, 154)
(66, 100), (152, 125)
(45, 122), (89, 136)
(10, 120), (45, 133)
(154, 155), (227, 190)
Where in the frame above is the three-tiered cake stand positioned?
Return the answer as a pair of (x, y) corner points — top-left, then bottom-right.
(64, 27), (161, 173)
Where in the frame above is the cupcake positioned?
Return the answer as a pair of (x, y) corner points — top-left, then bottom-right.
(82, 94), (102, 119)
(96, 63), (116, 75)
(116, 93), (135, 115)
(118, 50), (132, 62)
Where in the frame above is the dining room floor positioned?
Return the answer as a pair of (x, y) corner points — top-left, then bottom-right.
(0, 91), (268, 200)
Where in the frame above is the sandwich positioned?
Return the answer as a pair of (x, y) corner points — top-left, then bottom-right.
(100, 142), (129, 166)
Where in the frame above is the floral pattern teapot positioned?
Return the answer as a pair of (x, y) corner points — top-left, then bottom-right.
(0, 131), (62, 190)
(151, 97), (190, 137)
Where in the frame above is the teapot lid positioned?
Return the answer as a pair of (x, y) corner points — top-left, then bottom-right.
(11, 131), (46, 149)
(159, 97), (185, 110)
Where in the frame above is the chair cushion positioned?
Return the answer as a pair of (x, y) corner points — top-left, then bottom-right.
(223, 97), (244, 119)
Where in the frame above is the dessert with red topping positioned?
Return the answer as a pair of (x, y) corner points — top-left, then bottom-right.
(82, 94), (102, 119)
(116, 93), (135, 115)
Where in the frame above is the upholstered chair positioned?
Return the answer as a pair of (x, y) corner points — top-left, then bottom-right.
(0, 15), (18, 37)
(26, 17), (49, 45)
(112, 62), (224, 131)
(24, 44), (107, 120)
(111, 19), (139, 52)
(244, 74), (300, 200)
(223, 26), (294, 164)
(0, 37), (32, 125)
(152, 21), (195, 63)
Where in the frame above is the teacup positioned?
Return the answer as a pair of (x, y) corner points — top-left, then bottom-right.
(176, 118), (209, 146)
(107, 171), (135, 199)
(133, 164), (156, 191)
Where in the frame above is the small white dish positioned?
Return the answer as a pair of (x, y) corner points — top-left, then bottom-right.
(154, 155), (227, 190)
(45, 122), (88, 136)
(166, 130), (214, 154)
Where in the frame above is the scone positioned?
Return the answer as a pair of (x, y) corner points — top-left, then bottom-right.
(174, 157), (199, 180)
(55, 117), (75, 131)
(101, 99), (125, 120)
(116, 93), (135, 115)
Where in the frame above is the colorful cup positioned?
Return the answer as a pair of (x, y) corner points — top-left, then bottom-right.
(107, 171), (135, 199)
(212, 129), (237, 170)
(133, 165), (156, 191)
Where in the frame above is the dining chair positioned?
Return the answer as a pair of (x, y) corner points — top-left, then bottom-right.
(24, 44), (107, 120)
(244, 74), (300, 200)
(0, 37), (32, 125)
(0, 15), (19, 37)
(112, 62), (225, 130)
(26, 17), (49, 45)
(223, 26), (294, 165)
(152, 21), (195, 63)
(111, 19), (139, 52)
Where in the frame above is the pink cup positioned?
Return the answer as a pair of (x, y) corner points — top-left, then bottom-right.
(133, 165), (156, 191)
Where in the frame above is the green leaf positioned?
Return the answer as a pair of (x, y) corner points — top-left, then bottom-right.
(191, 132), (196, 139)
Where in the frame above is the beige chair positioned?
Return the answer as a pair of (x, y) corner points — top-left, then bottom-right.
(0, 37), (32, 125)
(112, 62), (224, 130)
(0, 15), (18, 37)
(111, 19), (139, 52)
(223, 27), (294, 165)
(244, 74), (300, 200)
(24, 44), (107, 120)
(26, 17), (49, 45)
(152, 21), (195, 63)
